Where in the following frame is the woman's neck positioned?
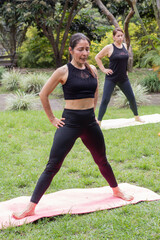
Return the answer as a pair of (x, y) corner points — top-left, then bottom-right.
(114, 42), (123, 48)
(71, 60), (85, 69)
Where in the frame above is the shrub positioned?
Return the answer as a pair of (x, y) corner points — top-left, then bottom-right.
(89, 30), (113, 67)
(141, 72), (160, 93)
(114, 82), (150, 108)
(21, 73), (48, 94)
(0, 66), (6, 83)
(6, 90), (38, 111)
(1, 69), (22, 91)
(18, 26), (55, 68)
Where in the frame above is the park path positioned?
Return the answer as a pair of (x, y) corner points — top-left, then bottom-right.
(0, 93), (160, 111)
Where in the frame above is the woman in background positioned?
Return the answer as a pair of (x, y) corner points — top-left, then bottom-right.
(95, 28), (144, 125)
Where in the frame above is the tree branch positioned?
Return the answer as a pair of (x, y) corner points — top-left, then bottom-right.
(94, 0), (119, 28)
(124, 8), (135, 49)
(56, 0), (69, 46)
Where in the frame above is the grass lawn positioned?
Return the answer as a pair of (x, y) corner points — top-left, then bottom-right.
(0, 105), (160, 239)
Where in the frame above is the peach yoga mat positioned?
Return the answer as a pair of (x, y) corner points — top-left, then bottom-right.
(0, 183), (160, 229)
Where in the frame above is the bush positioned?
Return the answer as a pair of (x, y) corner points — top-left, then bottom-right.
(141, 72), (160, 93)
(21, 72), (48, 94)
(6, 90), (38, 111)
(1, 69), (22, 91)
(18, 27), (55, 68)
(114, 82), (150, 108)
(0, 66), (6, 83)
(89, 31), (113, 67)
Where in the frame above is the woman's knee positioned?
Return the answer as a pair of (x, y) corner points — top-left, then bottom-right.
(101, 97), (110, 106)
(45, 158), (63, 174)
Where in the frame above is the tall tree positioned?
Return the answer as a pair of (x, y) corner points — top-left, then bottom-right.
(17, 0), (87, 68)
(152, 0), (160, 32)
(0, 1), (28, 58)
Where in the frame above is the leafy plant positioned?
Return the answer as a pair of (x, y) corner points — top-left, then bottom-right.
(1, 69), (22, 91)
(140, 45), (160, 69)
(21, 72), (48, 94)
(114, 82), (150, 108)
(89, 30), (113, 67)
(18, 27), (55, 68)
(0, 66), (6, 84)
(142, 72), (160, 93)
(6, 90), (38, 110)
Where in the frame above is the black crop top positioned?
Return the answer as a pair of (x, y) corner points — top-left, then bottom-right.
(62, 62), (97, 100)
(107, 44), (129, 83)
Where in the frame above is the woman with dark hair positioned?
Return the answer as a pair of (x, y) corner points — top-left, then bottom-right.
(95, 28), (144, 125)
(12, 32), (133, 220)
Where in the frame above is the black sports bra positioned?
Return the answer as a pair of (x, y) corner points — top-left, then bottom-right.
(62, 62), (97, 100)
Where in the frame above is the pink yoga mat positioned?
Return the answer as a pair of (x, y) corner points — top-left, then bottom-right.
(0, 183), (160, 229)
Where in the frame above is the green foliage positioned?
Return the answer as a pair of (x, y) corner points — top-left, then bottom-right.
(0, 1), (28, 55)
(18, 27), (54, 68)
(1, 69), (22, 91)
(6, 90), (38, 111)
(16, 0), (89, 67)
(142, 72), (160, 93)
(0, 66), (6, 83)
(71, 5), (111, 42)
(21, 72), (48, 94)
(114, 82), (150, 108)
(140, 43), (160, 68)
(129, 20), (159, 67)
(89, 31), (113, 66)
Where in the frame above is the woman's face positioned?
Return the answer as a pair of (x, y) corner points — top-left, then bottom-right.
(69, 39), (90, 66)
(113, 31), (124, 44)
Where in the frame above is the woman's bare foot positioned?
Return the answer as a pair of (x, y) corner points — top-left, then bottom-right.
(112, 186), (134, 201)
(135, 116), (145, 123)
(12, 202), (36, 219)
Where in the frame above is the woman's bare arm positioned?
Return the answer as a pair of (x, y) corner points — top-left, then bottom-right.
(39, 65), (68, 127)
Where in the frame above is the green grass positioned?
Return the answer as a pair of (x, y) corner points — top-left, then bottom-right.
(0, 106), (160, 239)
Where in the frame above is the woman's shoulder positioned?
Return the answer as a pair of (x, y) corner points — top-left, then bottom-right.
(52, 64), (68, 84)
(56, 64), (68, 75)
(107, 43), (113, 48)
(123, 43), (127, 50)
(101, 44), (113, 52)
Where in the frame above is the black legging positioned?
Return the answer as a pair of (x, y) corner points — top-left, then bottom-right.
(98, 79), (138, 121)
(31, 108), (118, 204)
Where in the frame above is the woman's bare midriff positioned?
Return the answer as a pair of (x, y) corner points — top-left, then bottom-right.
(65, 98), (94, 110)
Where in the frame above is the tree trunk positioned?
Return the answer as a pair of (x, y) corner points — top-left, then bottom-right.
(55, 52), (63, 68)
(152, 0), (160, 32)
(94, 0), (119, 27)
(124, 1), (135, 72)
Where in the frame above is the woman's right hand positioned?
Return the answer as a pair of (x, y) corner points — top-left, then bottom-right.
(51, 117), (65, 128)
(103, 68), (113, 75)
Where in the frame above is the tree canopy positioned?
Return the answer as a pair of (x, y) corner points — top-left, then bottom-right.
(0, 0), (159, 69)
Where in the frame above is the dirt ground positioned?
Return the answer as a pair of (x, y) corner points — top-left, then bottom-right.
(0, 93), (160, 112)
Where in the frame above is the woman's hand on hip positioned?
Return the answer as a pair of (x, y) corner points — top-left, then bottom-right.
(51, 117), (65, 128)
(103, 68), (113, 75)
